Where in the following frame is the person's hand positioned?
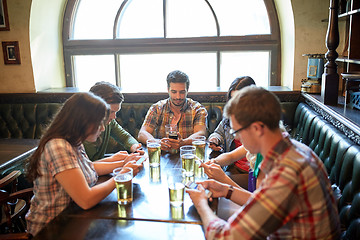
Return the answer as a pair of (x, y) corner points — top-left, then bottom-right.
(201, 162), (228, 183)
(130, 143), (145, 155)
(186, 184), (209, 208)
(204, 159), (216, 166)
(197, 179), (228, 198)
(123, 153), (142, 164)
(111, 151), (131, 161)
(160, 132), (183, 151)
(123, 160), (143, 176)
(208, 137), (222, 151)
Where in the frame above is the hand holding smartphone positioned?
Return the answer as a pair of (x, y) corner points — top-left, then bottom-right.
(136, 156), (147, 165)
(185, 181), (212, 198)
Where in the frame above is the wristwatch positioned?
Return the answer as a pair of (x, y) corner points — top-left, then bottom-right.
(225, 185), (234, 199)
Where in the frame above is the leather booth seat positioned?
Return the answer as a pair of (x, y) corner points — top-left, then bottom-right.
(292, 103), (360, 239)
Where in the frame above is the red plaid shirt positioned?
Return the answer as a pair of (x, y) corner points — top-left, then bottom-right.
(206, 134), (340, 239)
(142, 98), (207, 139)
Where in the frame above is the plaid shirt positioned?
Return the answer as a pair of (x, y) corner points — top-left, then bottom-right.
(207, 134), (340, 240)
(26, 138), (98, 236)
(142, 98), (207, 139)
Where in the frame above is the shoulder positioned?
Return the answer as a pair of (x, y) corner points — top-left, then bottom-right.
(149, 99), (168, 111)
(187, 98), (207, 113)
(45, 138), (73, 151)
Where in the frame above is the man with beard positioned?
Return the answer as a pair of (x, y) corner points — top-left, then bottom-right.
(138, 70), (207, 151)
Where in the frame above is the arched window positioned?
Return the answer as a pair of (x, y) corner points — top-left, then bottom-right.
(63, 0), (280, 92)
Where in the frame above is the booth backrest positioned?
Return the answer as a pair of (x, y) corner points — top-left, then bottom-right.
(0, 102), (299, 140)
(291, 103), (360, 239)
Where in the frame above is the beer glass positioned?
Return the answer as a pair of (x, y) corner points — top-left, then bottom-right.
(147, 139), (161, 167)
(180, 145), (196, 176)
(165, 124), (178, 154)
(113, 167), (133, 205)
(192, 136), (206, 179)
(167, 168), (186, 207)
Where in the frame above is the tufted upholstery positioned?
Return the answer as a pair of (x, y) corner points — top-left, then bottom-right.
(292, 103), (360, 239)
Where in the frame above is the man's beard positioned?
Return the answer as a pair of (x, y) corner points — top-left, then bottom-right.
(171, 98), (185, 107)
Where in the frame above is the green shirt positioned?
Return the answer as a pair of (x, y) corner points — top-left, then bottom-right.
(84, 120), (139, 161)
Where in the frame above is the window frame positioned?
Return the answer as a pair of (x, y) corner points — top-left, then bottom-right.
(63, 0), (281, 90)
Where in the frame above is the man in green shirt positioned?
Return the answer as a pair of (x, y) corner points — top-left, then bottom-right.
(84, 82), (143, 161)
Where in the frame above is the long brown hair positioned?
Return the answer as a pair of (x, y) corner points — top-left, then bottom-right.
(26, 92), (109, 181)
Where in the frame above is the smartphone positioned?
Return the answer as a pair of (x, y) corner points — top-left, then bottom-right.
(136, 156), (147, 165)
(185, 181), (212, 198)
(168, 132), (178, 140)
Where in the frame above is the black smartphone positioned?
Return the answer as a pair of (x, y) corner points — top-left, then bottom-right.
(168, 132), (178, 140)
(185, 181), (212, 198)
(136, 156), (147, 165)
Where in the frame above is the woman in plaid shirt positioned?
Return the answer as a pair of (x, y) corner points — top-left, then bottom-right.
(25, 92), (143, 236)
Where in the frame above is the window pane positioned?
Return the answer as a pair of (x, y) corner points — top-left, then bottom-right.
(74, 55), (116, 91)
(167, 0), (217, 38)
(119, 53), (217, 92)
(220, 51), (269, 90)
(116, 0), (163, 38)
(208, 0), (270, 36)
(73, 0), (123, 39)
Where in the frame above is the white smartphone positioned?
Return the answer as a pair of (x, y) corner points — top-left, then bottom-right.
(136, 156), (147, 165)
(185, 181), (212, 198)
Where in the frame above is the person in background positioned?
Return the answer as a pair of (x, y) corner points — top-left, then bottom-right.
(138, 70), (208, 151)
(207, 76), (256, 187)
(84, 82), (144, 161)
(187, 86), (340, 239)
(25, 92), (143, 236)
(205, 121), (287, 192)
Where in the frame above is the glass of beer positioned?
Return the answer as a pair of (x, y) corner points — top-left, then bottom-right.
(192, 136), (207, 179)
(113, 167), (133, 205)
(180, 145), (196, 176)
(147, 139), (161, 167)
(167, 168), (186, 207)
(165, 124), (178, 154)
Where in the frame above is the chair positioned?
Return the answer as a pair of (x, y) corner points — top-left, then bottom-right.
(0, 170), (33, 239)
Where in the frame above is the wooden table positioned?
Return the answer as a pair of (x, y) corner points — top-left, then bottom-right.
(34, 148), (240, 239)
(0, 139), (39, 174)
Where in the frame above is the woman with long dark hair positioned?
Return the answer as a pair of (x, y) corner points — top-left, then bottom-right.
(25, 92), (142, 236)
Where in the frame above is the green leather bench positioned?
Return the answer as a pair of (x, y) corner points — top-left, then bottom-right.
(291, 103), (360, 239)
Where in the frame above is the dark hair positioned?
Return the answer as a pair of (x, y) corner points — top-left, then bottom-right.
(166, 70), (190, 90)
(226, 76), (256, 101)
(90, 81), (124, 104)
(26, 92), (110, 181)
(224, 86), (281, 130)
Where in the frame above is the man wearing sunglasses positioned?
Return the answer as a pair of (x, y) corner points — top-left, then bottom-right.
(187, 86), (340, 239)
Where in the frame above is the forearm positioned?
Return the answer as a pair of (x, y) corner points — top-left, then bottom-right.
(194, 200), (219, 230)
(84, 178), (115, 209)
(215, 146), (247, 166)
(182, 126), (207, 145)
(93, 161), (125, 175)
(138, 128), (154, 144)
(214, 152), (237, 166)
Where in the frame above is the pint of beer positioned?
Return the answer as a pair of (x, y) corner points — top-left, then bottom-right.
(113, 167), (133, 205)
(147, 139), (161, 167)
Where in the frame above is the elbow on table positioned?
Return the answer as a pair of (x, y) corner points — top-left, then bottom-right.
(77, 201), (95, 210)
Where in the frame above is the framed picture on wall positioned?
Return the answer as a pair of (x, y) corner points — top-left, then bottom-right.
(2, 41), (21, 64)
(0, 0), (10, 31)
